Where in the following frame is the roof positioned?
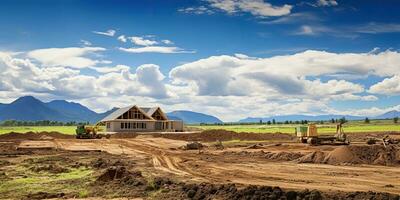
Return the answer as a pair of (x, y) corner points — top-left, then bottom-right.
(100, 105), (133, 121)
(100, 105), (167, 122)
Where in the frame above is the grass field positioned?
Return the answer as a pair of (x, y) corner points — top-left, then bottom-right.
(0, 120), (399, 135)
(0, 126), (76, 135)
(189, 120), (400, 134)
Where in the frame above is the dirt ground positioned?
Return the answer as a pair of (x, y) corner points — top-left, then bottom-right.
(1, 131), (400, 199)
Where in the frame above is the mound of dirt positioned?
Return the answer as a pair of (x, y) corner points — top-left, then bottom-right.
(154, 129), (295, 142)
(295, 151), (325, 163)
(23, 192), (65, 200)
(176, 183), (399, 200)
(323, 146), (364, 165)
(90, 158), (127, 169)
(222, 150), (304, 161)
(0, 131), (74, 140)
(295, 145), (400, 166)
(264, 151), (304, 161)
(348, 132), (400, 142)
(96, 166), (142, 183)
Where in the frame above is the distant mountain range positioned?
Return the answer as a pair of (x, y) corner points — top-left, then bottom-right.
(0, 96), (398, 124)
(0, 96), (115, 123)
(239, 111), (400, 123)
(0, 96), (222, 124)
(166, 110), (223, 124)
(376, 110), (400, 119)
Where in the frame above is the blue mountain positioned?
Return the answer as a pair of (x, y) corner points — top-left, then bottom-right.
(167, 110), (222, 124)
(0, 96), (222, 124)
(0, 96), (115, 123)
(375, 110), (400, 119)
(47, 100), (100, 122)
(0, 96), (73, 122)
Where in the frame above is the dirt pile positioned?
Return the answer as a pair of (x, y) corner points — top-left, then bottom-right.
(348, 132), (400, 142)
(180, 141), (205, 150)
(295, 151), (325, 163)
(92, 166), (147, 198)
(168, 182), (399, 200)
(90, 158), (128, 169)
(222, 150), (304, 161)
(0, 131), (74, 140)
(264, 151), (304, 161)
(322, 145), (400, 165)
(296, 145), (400, 165)
(156, 129), (295, 142)
(97, 166), (136, 182)
(23, 192), (65, 200)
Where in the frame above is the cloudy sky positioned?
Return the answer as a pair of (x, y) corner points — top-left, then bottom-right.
(1, 0), (400, 121)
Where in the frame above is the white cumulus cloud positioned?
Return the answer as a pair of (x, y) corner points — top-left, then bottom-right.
(27, 47), (107, 68)
(316, 0), (338, 7)
(92, 29), (116, 37)
(368, 75), (400, 95)
(207, 0), (292, 17)
(119, 46), (195, 54)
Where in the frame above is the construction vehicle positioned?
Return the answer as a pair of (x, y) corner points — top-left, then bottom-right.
(366, 135), (399, 147)
(296, 123), (350, 145)
(75, 123), (110, 139)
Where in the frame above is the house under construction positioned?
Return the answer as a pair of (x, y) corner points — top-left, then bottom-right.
(100, 105), (183, 132)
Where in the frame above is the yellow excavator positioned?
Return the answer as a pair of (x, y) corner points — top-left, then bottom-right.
(296, 123), (350, 145)
(75, 122), (110, 139)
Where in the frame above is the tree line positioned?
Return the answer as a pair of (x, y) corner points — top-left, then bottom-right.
(0, 120), (89, 127)
(201, 116), (400, 126)
(200, 117), (349, 126)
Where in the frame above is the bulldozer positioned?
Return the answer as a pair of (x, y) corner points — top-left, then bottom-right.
(296, 123), (350, 145)
(75, 123), (110, 139)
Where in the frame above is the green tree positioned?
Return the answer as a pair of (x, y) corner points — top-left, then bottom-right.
(364, 117), (370, 123)
(272, 119), (276, 124)
(394, 117), (399, 124)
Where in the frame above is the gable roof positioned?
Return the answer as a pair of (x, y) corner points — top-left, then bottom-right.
(101, 106), (133, 121)
(100, 105), (167, 121)
(141, 107), (158, 116)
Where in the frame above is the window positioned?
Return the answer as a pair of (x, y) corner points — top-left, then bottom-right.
(106, 123), (110, 129)
(144, 123), (147, 129)
(120, 123), (124, 129)
(128, 122), (131, 129)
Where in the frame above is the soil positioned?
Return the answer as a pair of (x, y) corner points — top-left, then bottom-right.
(155, 129), (296, 142)
(0, 130), (400, 199)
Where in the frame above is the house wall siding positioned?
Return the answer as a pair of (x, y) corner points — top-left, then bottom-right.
(105, 120), (184, 132)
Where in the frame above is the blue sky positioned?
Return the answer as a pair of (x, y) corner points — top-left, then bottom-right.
(0, 0), (400, 121)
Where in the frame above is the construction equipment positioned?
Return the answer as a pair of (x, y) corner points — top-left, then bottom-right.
(296, 123), (350, 145)
(366, 135), (399, 147)
(76, 123), (110, 139)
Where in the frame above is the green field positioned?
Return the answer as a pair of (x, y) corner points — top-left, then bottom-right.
(189, 120), (400, 134)
(0, 120), (399, 135)
(0, 126), (76, 135)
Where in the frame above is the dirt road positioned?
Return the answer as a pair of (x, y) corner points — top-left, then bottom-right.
(53, 136), (400, 194)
